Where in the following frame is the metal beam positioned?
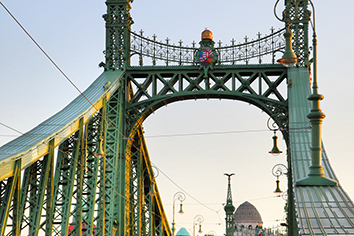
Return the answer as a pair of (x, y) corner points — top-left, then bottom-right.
(0, 160), (21, 236)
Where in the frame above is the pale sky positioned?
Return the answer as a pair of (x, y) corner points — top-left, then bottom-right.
(1, 1), (354, 235)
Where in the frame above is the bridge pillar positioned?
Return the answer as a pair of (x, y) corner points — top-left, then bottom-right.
(101, 0), (133, 71)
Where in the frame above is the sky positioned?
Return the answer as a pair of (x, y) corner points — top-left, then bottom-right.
(1, 1), (354, 235)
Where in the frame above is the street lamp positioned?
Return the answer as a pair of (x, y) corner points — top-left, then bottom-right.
(267, 117), (282, 156)
(295, 0), (337, 186)
(172, 192), (186, 236)
(272, 164), (288, 195)
(193, 215), (204, 236)
(274, 0), (299, 67)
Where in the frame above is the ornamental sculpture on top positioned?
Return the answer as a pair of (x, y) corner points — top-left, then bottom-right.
(195, 29), (219, 77)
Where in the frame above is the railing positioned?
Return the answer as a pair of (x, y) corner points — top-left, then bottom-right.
(130, 27), (285, 66)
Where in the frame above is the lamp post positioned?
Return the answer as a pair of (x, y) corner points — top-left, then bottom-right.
(193, 215), (204, 236)
(172, 192), (186, 236)
(273, 0), (299, 68)
(274, 0), (337, 186)
(295, 0), (337, 186)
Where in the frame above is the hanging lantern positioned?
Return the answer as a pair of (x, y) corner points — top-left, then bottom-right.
(269, 131), (282, 156)
(198, 224), (202, 233)
(277, 25), (298, 67)
(178, 203), (184, 214)
(274, 178), (282, 194)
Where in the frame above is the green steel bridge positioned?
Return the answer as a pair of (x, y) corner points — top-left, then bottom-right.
(1, 0), (354, 235)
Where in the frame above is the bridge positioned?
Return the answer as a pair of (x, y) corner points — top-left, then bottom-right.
(1, 1), (354, 236)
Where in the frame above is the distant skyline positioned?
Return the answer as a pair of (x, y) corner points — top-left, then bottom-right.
(1, 1), (354, 235)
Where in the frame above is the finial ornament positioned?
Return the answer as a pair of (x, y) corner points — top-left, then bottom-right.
(195, 29), (218, 77)
(201, 28), (213, 41)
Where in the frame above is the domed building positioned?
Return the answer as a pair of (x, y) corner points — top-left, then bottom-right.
(176, 227), (190, 236)
(233, 201), (263, 234)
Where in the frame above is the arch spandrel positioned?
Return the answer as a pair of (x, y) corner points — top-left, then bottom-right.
(124, 65), (289, 142)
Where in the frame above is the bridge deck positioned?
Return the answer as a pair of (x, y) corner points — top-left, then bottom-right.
(289, 68), (354, 235)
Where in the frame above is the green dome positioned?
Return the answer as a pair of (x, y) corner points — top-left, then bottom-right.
(176, 227), (190, 236)
(224, 203), (236, 213)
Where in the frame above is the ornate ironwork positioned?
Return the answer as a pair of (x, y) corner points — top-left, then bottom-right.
(125, 66), (288, 137)
(193, 215), (204, 236)
(100, 0), (134, 71)
(266, 106), (289, 147)
(172, 192), (186, 235)
(6, 0), (348, 235)
(274, 0), (310, 67)
(272, 164), (288, 178)
(130, 28), (285, 66)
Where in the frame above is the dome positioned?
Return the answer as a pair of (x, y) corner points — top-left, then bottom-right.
(234, 201), (263, 225)
(201, 29), (213, 40)
(176, 227), (191, 236)
(224, 202), (236, 213)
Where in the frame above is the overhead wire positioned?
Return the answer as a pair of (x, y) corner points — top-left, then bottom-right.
(153, 165), (219, 213)
(145, 129), (269, 138)
(0, 119), (229, 231)
(0, 2), (129, 144)
(0, 128), (270, 140)
(0, 1), (177, 226)
(0, 3), (280, 232)
(0, 120), (170, 226)
(0, 2), (223, 228)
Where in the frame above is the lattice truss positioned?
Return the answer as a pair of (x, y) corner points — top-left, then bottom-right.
(125, 66), (288, 126)
(102, 0), (134, 70)
(0, 99), (170, 236)
(130, 28), (286, 66)
(286, 0), (310, 67)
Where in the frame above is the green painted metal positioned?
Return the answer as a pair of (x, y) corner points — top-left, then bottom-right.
(295, 7), (337, 187)
(45, 142), (54, 236)
(2, 1), (354, 236)
(130, 28), (286, 66)
(286, 67), (354, 235)
(14, 143), (54, 236)
(12, 160), (21, 236)
(74, 122), (85, 236)
(51, 139), (72, 235)
(285, 136), (297, 236)
(285, 0), (310, 67)
(101, 0), (133, 70)
(125, 65), (288, 139)
(29, 140), (54, 236)
(0, 160), (21, 236)
(82, 111), (103, 235)
(64, 119), (84, 236)
(105, 86), (126, 235)
(97, 98), (107, 236)
(0, 70), (123, 181)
